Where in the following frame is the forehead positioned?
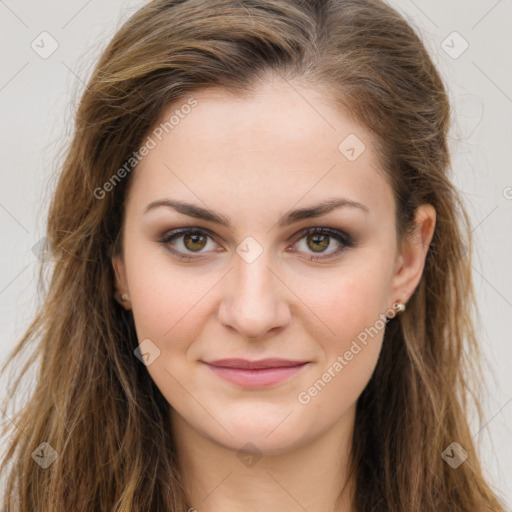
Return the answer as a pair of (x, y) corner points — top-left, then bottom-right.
(128, 78), (394, 225)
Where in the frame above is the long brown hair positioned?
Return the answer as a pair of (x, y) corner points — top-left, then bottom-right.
(1, 0), (507, 510)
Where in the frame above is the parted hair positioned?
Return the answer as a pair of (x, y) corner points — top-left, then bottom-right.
(1, 0), (506, 510)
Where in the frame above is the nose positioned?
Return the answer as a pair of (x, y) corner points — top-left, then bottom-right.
(217, 251), (291, 341)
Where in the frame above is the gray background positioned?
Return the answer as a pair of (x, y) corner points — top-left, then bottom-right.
(1, 0), (511, 507)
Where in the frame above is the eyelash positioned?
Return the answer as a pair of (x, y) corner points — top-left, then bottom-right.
(158, 226), (354, 262)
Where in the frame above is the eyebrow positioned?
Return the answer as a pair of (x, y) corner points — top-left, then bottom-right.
(144, 197), (369, 228)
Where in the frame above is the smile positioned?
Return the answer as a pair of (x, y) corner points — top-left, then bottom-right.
(201, 360), (310, 388)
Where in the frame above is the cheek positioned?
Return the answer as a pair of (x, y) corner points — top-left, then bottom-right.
(292, 254), (391, 346)
(291, 259), (391, 416)
(124, 226), (393, 420)
(123, 238), (209, 351)
(326, 273), (389, 338)
(124, 250), (212, 409)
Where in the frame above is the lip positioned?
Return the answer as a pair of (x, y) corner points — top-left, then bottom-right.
(202, 358), (310, 388)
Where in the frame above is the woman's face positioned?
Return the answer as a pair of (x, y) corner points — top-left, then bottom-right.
(113, 77), (433, 455)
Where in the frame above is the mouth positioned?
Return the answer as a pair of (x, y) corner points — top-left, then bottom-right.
(201, 358), (310, 388)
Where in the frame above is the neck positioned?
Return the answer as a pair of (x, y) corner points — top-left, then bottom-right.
(171, 404), (357, 512)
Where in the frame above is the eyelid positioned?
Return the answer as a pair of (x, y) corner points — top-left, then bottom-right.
(158, 227), (220, 261)
(288, 226), (353, 260)
(158, 225), (354, 261)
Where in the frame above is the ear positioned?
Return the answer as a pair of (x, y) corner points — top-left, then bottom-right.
(389, 204), (436, 306)
(112, 254), (131, 310)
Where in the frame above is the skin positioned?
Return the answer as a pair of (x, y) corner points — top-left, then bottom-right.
(113, 75), (436, 512)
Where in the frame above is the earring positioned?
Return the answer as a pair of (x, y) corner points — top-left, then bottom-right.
(394, 301), (406, 314)
(386, 301), (406, 319)
(121, 293), (130, 302)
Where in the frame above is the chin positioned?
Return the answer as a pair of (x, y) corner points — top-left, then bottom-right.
(220, 430), (304, 457)
(202, 414), (309, 455)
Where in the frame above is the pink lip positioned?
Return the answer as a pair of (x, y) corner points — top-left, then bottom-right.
(202, 358), (310, 388)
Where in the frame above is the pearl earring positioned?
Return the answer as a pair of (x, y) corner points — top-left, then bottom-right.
(394, 301), (406, 314)
(386, 301), (406, 320)
(121, 293), (130, 302)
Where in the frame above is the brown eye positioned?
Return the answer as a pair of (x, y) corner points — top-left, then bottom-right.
(292, 227), (354, 261)
(159, 226), (354, 262)
(183, 232), (207, 251)
(159, 228), (219, 259)
(306, 233), (330, 252)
